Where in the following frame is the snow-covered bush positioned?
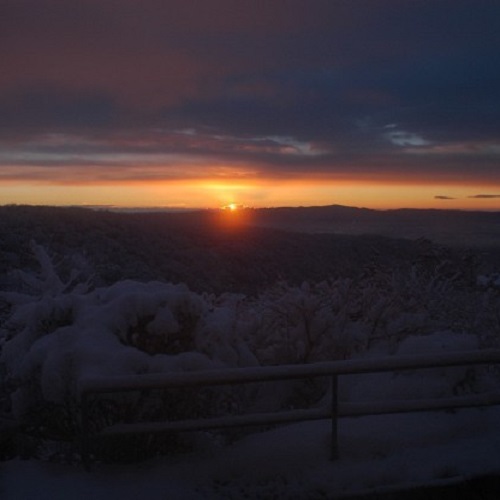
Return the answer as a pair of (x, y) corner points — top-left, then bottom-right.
(345, 331), (482, 404)
(1, 280), (256, 412)
(0, 245), (261, 459)
(252, 279), (374, 365)
(2, 238), (499, 463)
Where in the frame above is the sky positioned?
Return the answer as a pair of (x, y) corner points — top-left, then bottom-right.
(1, 0), (500, 210)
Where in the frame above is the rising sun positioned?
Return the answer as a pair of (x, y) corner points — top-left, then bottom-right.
(221, 203), (239, 211)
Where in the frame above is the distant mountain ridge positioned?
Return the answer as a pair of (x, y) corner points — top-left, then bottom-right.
(243, 204), (500, 247)
(3, 202), (500, 247)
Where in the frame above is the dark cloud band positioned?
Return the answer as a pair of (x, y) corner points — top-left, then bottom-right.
(1, 1), (500, 190)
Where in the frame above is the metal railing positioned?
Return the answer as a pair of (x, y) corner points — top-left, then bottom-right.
(78, 349), (500, 466)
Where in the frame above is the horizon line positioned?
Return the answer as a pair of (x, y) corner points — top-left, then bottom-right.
(2, 202), (500, 214)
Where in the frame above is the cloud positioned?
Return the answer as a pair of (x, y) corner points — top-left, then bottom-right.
(0, 87), (116, 129)
(468, 194), (500, 199)
(1, 1), (500, 189)
(385, 130), (431, 147)
(435, 195), (456, 200)
(2, 126), (500, 188)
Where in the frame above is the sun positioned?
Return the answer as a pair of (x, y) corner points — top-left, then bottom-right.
(221, 203), (239, 211)
(217, 203), (253, 228)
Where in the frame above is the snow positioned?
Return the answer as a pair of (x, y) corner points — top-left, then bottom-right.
(477, 273), (500, 289)
(0, 280), (243, 415)
(3, 407), (500, 499)
(343, 332), (484, 402)
(2, 244), (500, 498)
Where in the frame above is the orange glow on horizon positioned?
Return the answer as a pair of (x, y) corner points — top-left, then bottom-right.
(1, 175), (500, 211)
(221, 203), (245, 211)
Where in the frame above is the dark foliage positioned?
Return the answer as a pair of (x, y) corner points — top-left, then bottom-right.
(0, 205), (486, 296)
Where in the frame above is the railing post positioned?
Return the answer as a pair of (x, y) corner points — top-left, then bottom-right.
(331, 374), (339, 460)
(80, 392), (91, 471)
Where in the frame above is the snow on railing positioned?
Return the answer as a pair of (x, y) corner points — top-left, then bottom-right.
(78, 349), (500, 467)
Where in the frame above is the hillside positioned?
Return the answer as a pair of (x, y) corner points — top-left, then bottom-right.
(2, 204), (500, 497)
(0, 205), (485, 295)
(245, 205), (500, 248)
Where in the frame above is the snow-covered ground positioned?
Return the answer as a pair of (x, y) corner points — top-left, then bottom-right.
(2, 243), (500, 498)
(3, 405), (500, 499)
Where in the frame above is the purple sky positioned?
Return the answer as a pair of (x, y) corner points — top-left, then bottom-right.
(1, 1), (500, 208)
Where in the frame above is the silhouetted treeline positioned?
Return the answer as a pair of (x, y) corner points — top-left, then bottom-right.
(0, 205), (493, 294)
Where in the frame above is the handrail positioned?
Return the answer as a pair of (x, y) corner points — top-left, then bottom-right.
(78, 349), (500, 394)
(78, 349), (500, 467)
